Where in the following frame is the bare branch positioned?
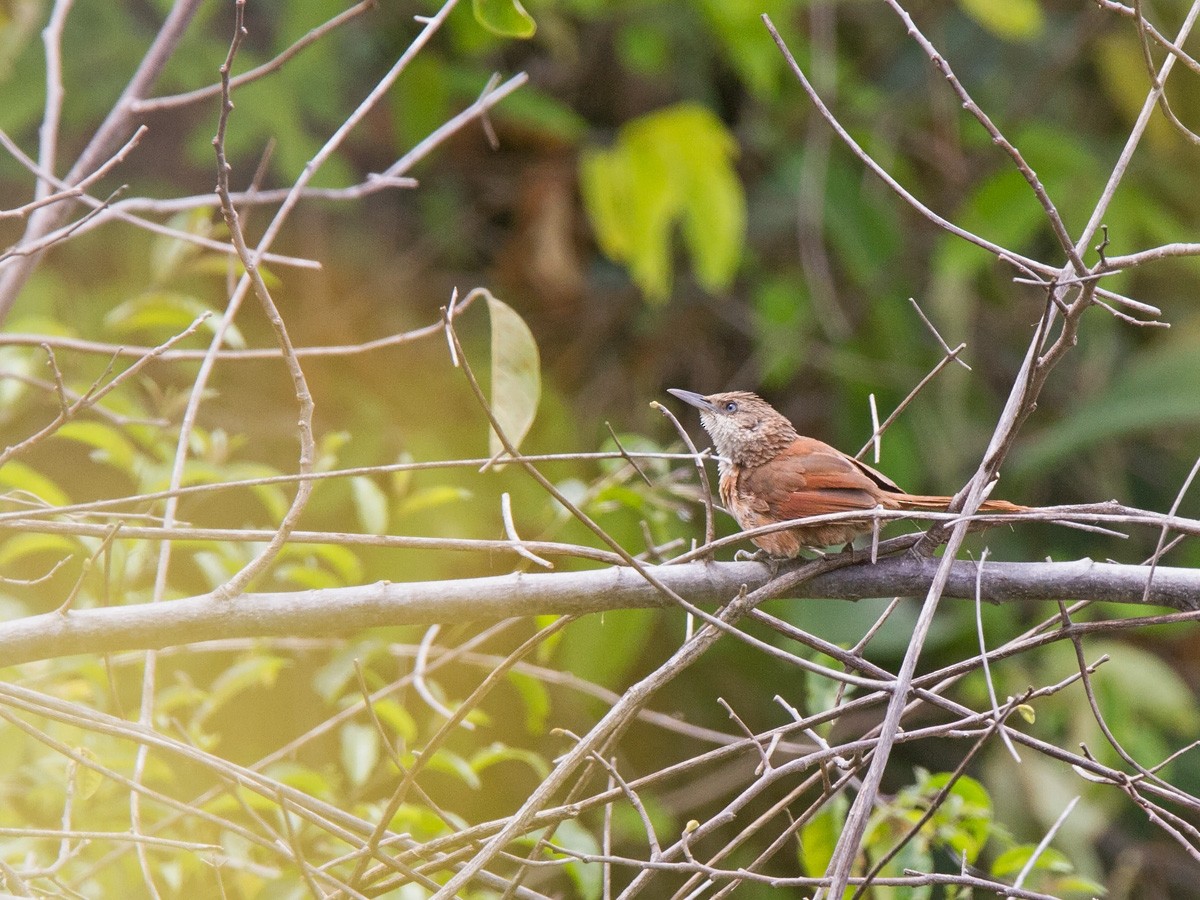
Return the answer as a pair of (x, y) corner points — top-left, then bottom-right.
(211, 0), (315, 600)
(0, 0), (207, 321)
(130, 0), (378, 113)
(1, 556), (1196, 668)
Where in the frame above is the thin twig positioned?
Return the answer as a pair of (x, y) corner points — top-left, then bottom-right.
(131, 0), (378, 113)
(210, 0), (316, 600)
(1010, 796), (1080, 893)
(502, 492), (554, 569)
(855, 342), (969, 459)
(0, 0), (207, 320)
(1142, 453), (1200, 604)
(0, 314), (209, 470)
(654, 400), (716, 552)
(604, 422), (653, 488)
(973, 548), (1021, 763)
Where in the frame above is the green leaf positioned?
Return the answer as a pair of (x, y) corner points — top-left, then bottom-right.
(823, 155), (903, 290)
(0, 345), (39, 415)
(800, 793), (847, 879)
(351, 476), (389, 535)
(194, 654), (290, 726)
(1094, 34), (1180, 150)
(0, 2), (41, 87)
(489, 86), (587, 143)
(275, 563), (338, 589)
(993, 844), (1073, 878)
(472, 0), (536, 39)
(1090, 640), (1200, 735)
(919, 772), (993, 862)
(534, 613), (564, 663)
(957, 0), (1044, 42)
(341, 722), (380, 787)
(487, 291), (542, 456)
(185, 254), (284, 290)
(311, 640), (386, 703)
(0, 532), (76, 569)
(394, 485), (473, 517)
(556, 608), (656, 688)
(371, 699), (418, 746)
(421, 748), (482, 789)
(192, 548), (243, 589)
(386, 802), (456, 838)
(301, 543), (364, 584)
(755, 274), (812, 387)
(0, 460), (70, 506)
(580, 103), (745, 301)
(549, 819), (602, 900)
(105, 291), (245, 347)
(72, 748), (104, 801)
(391, 55), (451, 149)
(151, 460), (289, 522)
(991, 844), (1104, 896)
(696, 0), (793, 99)
(268, 761), (335, 801)
(507, 670), (551, 734)
(150, 209), (214, 283)
(470, 742), (550, 779)
(54, 421), (139, 472)
(1014, 344), (1200, 476)
(273, 542), (364, 590)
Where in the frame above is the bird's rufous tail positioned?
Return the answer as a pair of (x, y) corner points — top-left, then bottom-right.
(891, 495), (1027, 513)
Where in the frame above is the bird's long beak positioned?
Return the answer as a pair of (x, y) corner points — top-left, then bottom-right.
(667, 388), (716, 412)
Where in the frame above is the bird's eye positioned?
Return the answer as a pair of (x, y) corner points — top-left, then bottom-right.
(724, 401), (738, 413)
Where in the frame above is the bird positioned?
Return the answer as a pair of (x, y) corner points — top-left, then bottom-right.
(668, 388), (1025, 558)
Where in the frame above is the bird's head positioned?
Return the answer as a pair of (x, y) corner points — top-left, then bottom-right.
(667, 389), (799, 467)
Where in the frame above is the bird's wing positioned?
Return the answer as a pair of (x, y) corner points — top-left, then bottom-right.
(739, 440), (888, 520)
(844, 453), (905, 494)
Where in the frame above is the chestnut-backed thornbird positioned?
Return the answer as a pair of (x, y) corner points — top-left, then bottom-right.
(668, 388), (1024, 558)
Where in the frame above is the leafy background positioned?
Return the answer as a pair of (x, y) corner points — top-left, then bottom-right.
(0, 0), (1199, 895)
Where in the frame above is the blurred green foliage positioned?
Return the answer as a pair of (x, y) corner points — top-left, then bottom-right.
(580, 103), (746, 300)
(1, 0), (1199, 894)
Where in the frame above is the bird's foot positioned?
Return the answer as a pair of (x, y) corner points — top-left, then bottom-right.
(735, 548), (773, 563)
(735, 547), (784, 576)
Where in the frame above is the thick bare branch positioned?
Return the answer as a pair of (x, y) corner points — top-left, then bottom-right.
(2, 556), (1195, 668)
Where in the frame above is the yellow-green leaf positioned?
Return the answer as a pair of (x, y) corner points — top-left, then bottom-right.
(508, 670), (551, 734)
(271, 543), (363, 586)
(394, 485), (472, 517)
(351, 476), (389, 535)
(341, 722), (380, 787)
(472, 0), (536, 39)
(0, 532), (76, 568)
(800, 793), (847, 877)
(469, 741), (550, 779)
(372, 699), (418, 746)
(487, 292), (541, 457)
(422, 748), (481, 789)
(957, 0), (1044, 42)
(105, 292), (245, 348)
(55, 421), (139, 472)
(580, 103), (744, 302)
(275, 563), (341, 590)
(151, 209), (214, 284)
(0, 460), (70, 507)
(194, 655), (290, 726)
(72, 748), (104, 801)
